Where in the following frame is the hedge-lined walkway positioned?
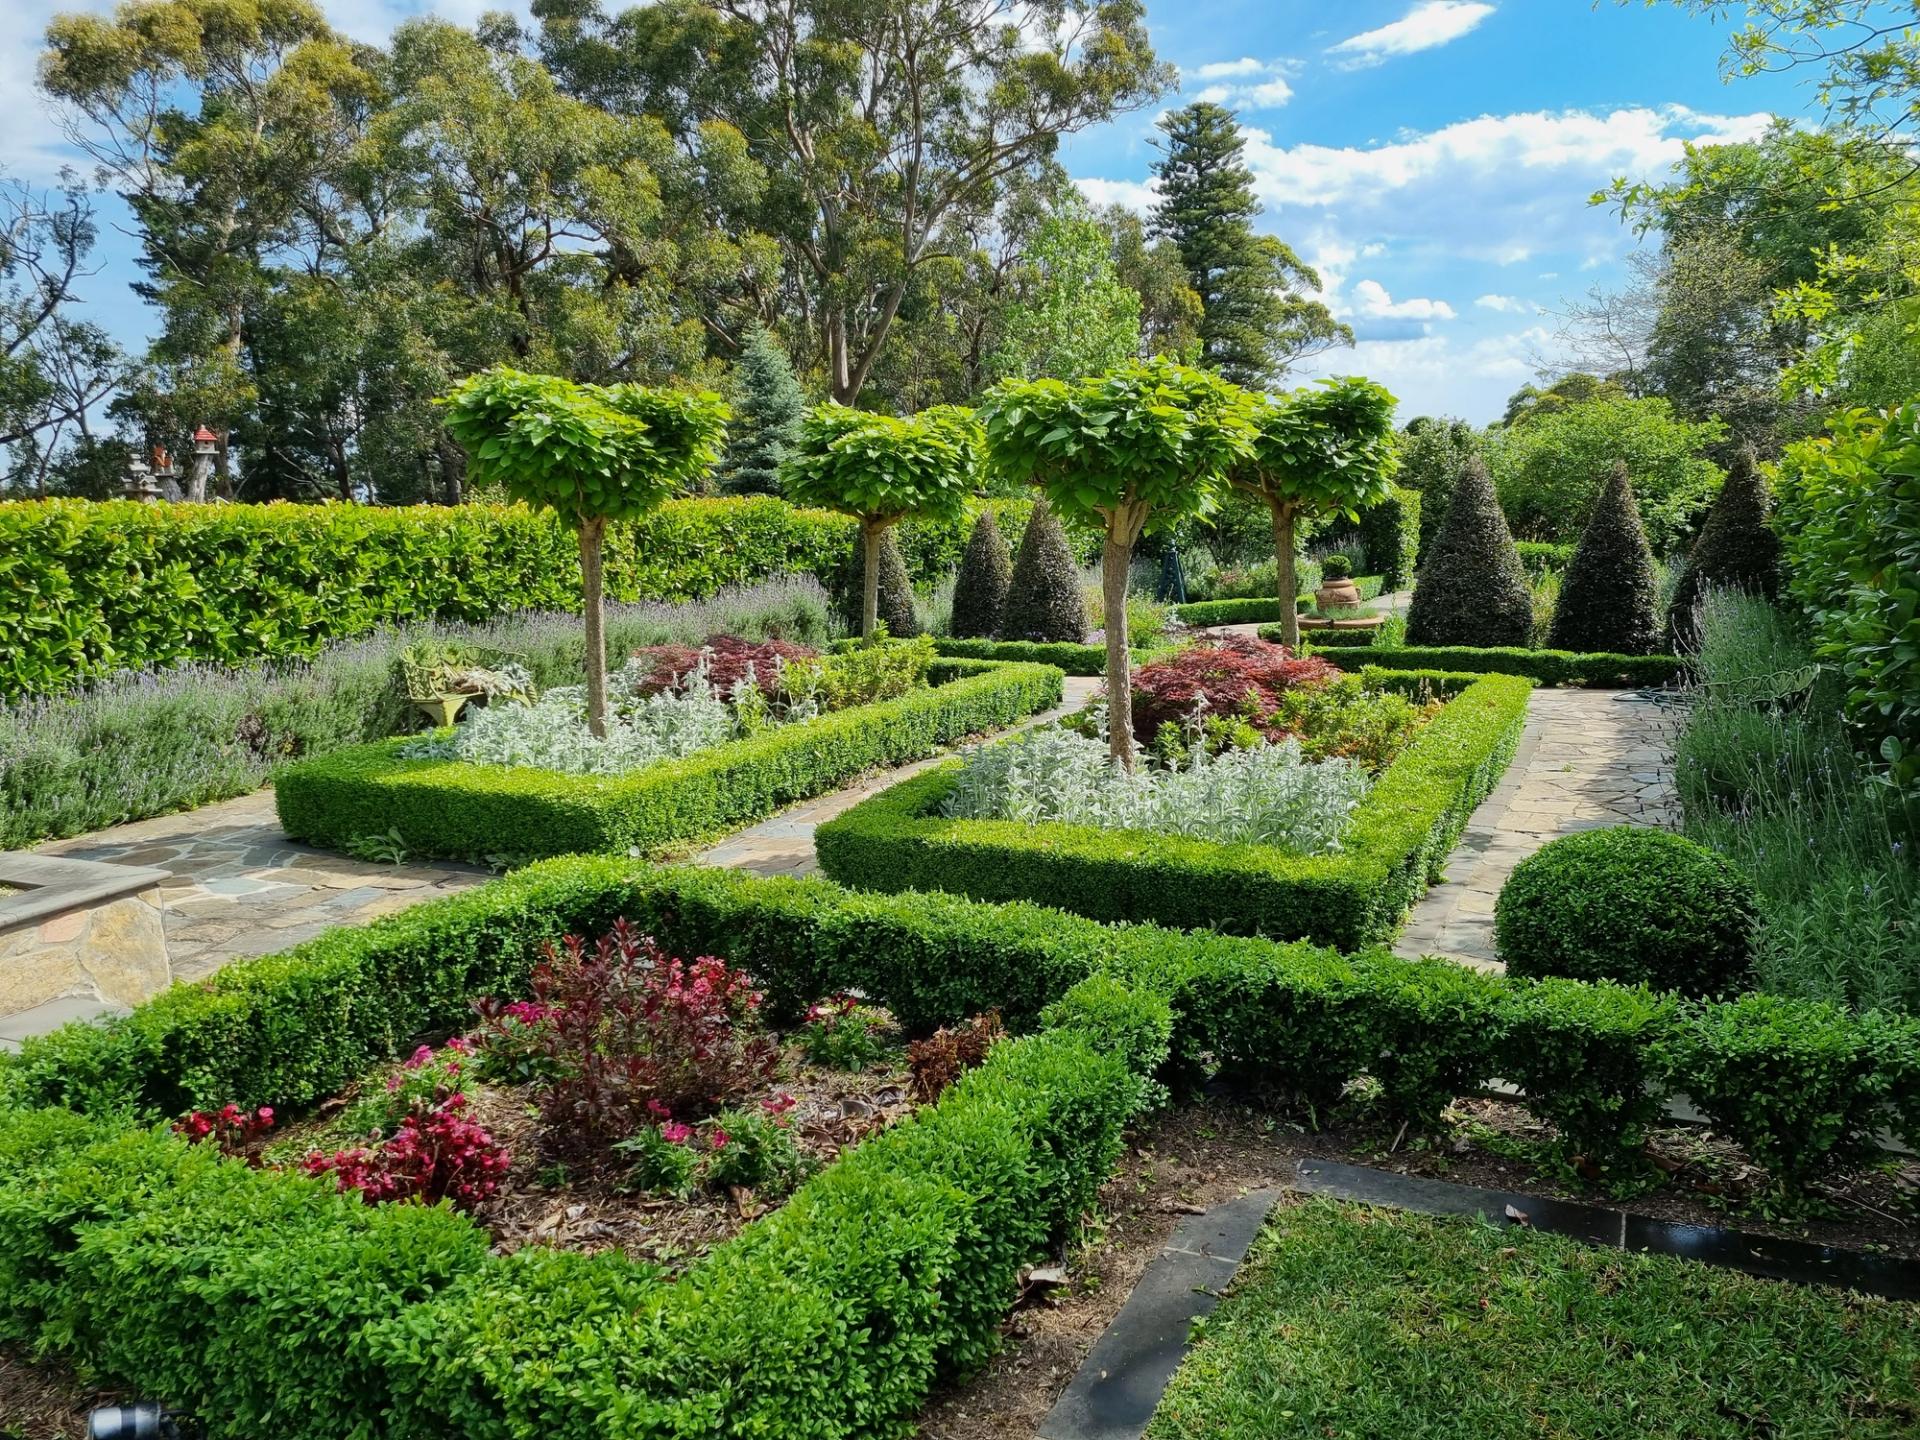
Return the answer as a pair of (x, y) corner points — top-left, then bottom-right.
(1395, 688), (1685, 972)
(696, 675), (1103, 876)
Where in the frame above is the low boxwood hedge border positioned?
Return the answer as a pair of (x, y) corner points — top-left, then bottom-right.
(5, 860), (1915, 1440)
(1174, 575), (1385, 628)
(272, 658), (1062, 864)
(813, 671), (1533, 949)
(923, 637), (1172, 675)
(1270, 631), (1686, 688)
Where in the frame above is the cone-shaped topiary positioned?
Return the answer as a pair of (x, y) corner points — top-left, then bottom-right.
(1405, 456), (1532, 647)
(717, 324), (805, 495)
(1548, 461), (1662, 655)
(1668, 444), (1780, 648)
(834, 528), (919, 636)
(1001, 498), (1088, 642)
(950, 509), (1013, 638)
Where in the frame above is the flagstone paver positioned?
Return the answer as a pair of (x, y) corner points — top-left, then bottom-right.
(1, 791), (492, 1047)
(1395, 687), (1686, 972)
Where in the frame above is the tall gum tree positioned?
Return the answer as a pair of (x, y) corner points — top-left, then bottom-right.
(437, 366), (727, 735)
(983, 356), (1254, 765)
(1228, 377), (1400, 650)
(533, 0), (1172, 404)
(781, 403), (981, 637)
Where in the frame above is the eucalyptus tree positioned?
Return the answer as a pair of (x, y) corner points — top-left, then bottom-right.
(781, 404), (981, 638)
(533, 0), (1171, 406)
(1227, 378), (1400, 649)
(438, 367), (728, 735)
(982, 358), (1255, 764)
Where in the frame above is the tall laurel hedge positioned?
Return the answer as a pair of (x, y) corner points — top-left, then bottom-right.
(0, 497), (1025, 697)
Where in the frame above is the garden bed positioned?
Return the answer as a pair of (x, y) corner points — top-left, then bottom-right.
(273, 655), (1062, 864)
(815, 669), (1533, 947)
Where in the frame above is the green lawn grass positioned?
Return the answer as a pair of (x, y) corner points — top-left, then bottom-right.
(1148, 1199), (1919, 1440)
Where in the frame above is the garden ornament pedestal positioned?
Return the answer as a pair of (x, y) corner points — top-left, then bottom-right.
(1315, 577), (1363, 609)
(1299, 613), (1385, 634)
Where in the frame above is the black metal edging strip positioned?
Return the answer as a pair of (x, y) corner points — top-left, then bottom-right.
(1035, 1188), (1282, 1440)
(1292, 1158), (1920, 1302)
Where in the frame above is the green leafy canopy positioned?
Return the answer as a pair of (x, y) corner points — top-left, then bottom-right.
(436, 367), (728, 525)
(781, 404), (982, 527)
(979, 357), (1256, 539)
(1231, 376), (1400, 518)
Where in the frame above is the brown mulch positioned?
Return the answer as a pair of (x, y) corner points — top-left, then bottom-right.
(0, 1348), (115, 1440)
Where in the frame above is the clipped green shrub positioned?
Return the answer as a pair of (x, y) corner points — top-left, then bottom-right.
(0, 497), (1042, 700)
(1547, 461), (1663, 655)
(950, 509), (1013, 639)
(1499, 978), (1677, 1185)
(1496, 827), (1758, 995)
(816, 672), (1533, 948)
(1318, 484), (1422, 590)
(1174, 576), (1383, 628)
(1001, 498), (1088, 643)
(274, 659), (1060, 865)
(834, 526), (919, 636)
(1658, 992), (1889, 1193)
(1667, 444), (1780, 646)
(923, 637), (1171, 675)
(1405, 457), (1533, 648)
(1283, 636), (1682, 688)
(1515, 540), (1575, 576)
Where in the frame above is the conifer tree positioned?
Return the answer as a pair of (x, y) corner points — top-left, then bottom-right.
(1150, 103), (1349, 388)
(1000, 499), (1088, 643)
(1406, 456), (1533, 648)
(719, 325), (805, 495)
(950, 508), (1012, 638)
(1549, 462), (1662, 655)
(1668, 444), (1781, 646)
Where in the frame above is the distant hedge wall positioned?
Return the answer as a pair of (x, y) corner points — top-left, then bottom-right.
(0, 496), (1034, 698)
(1318, 486), (1422, 590)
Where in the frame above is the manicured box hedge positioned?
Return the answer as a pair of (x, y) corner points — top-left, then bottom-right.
(814, 672), (1533, 949)
(0, 496), (1036, 697)
(5, 858), (1917, 1437)
(1173, 575), (1384, 628)
(924, 636), (1171, 675)
(273, 658), (1062, 864)
(1270, 632), (1686, 688)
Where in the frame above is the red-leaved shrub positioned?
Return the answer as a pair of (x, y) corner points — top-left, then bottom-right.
(302, 1094), (510, 1211)
(907, 1010), (1006, 1103)
(631, 635), (819, 697)
(472, 920), (779, 1163)
(1130, 636), (1341, 742)
(173, 1103), (275, 1164)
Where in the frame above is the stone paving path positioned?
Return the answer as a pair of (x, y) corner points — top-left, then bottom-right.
(4, 791), (491, 1046)
(1395, 687), (1686, 972)
(696, 676), (1103, 876)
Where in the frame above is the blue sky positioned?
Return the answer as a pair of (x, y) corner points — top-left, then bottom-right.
(2, 0), (1814, 423)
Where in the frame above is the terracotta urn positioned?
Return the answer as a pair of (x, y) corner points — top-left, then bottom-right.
(1315, 576), (1362, 610)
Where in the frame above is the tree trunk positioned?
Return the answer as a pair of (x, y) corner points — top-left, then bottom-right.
(861, 517), (883, 639)
(579, 516), (609, 738)
(1271, 502), (1300, 651)
(1103, 527), (1136, 769)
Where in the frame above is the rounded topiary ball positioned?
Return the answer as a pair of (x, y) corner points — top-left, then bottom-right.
(1494, 826), (1758, 996)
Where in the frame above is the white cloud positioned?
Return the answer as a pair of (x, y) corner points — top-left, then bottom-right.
(1352, 279), (1456, 322)
(1188, 57), (1267, 81)
(1476, 293), (1531, 312)
(1178, 56), (1295, 111)
(1329, 2), (1496, 68)
(1074, 176), (1160, 213)
(1295, 325), (1551, 420)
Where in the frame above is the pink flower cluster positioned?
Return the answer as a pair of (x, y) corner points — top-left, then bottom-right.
(303, 1094), (510, 1211)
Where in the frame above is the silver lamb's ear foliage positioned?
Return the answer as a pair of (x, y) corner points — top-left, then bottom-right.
(940, 726), (1365, 853)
